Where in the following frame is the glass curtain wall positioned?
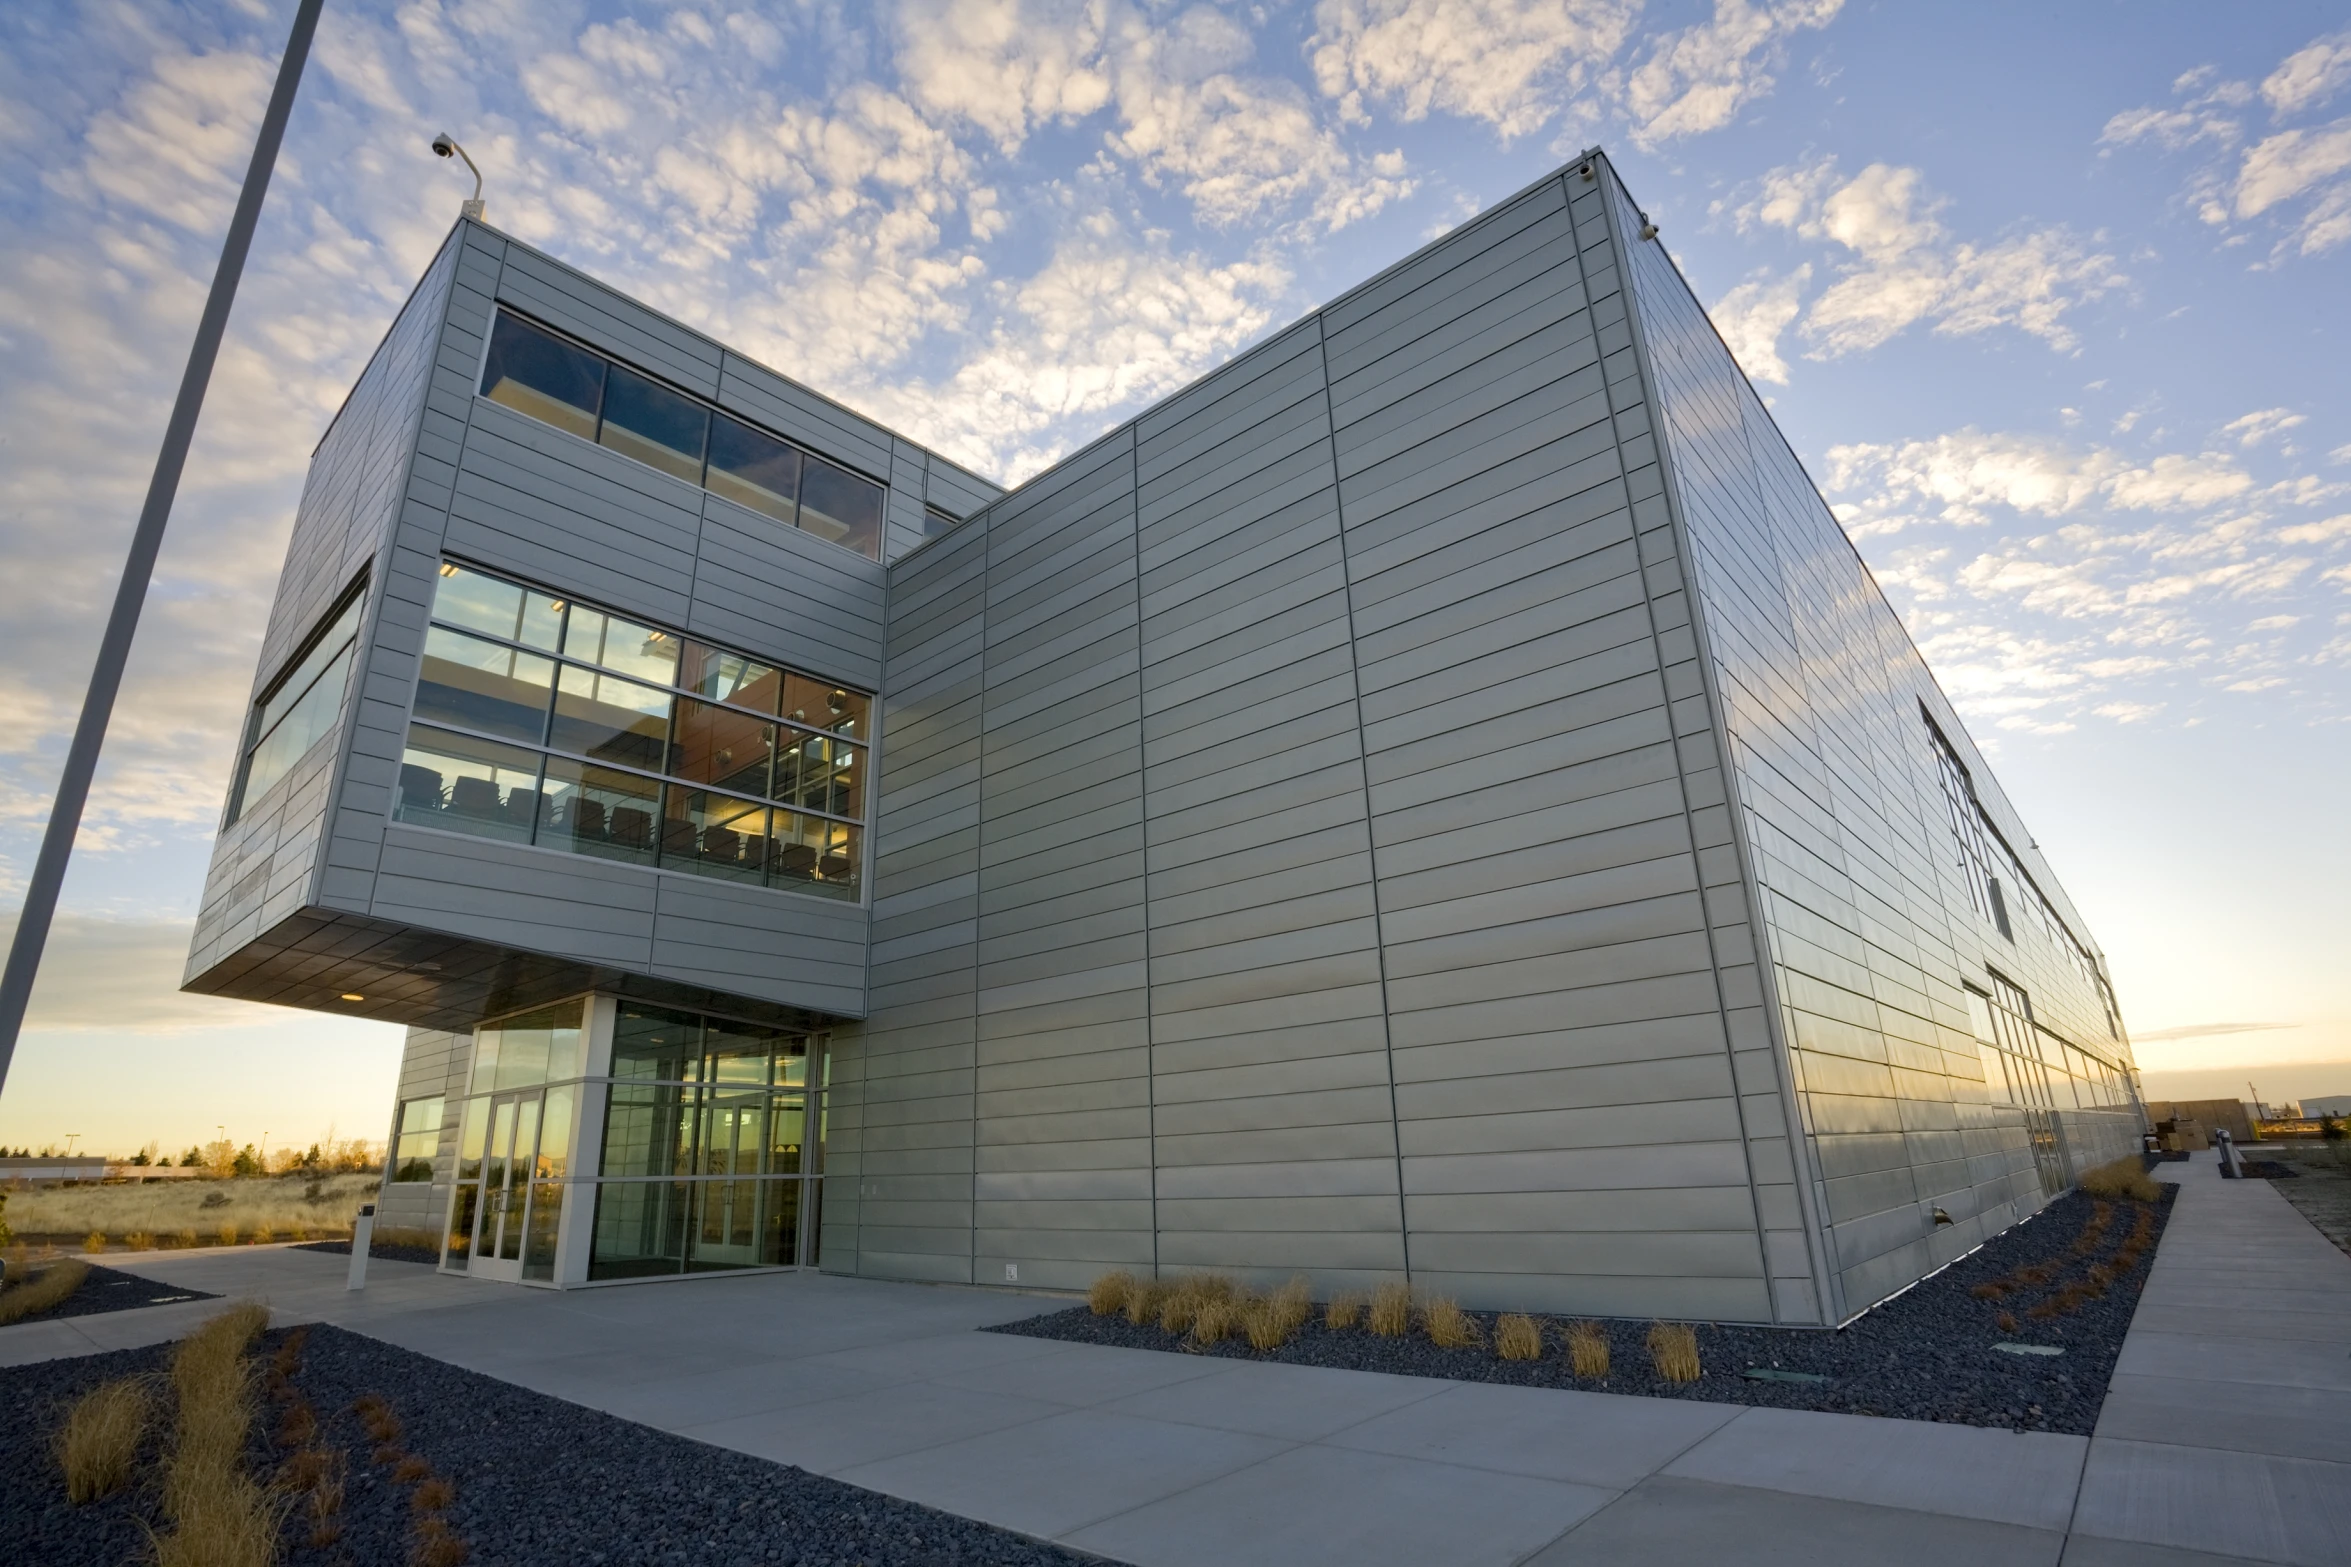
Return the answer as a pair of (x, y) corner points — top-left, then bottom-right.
(394, 561), (869, 899)
(1967, 979), (2069, 1196)
(443, 1001), (584, 1281)
(478, 309), (887, 559)
(589, 1003), (822, 1280)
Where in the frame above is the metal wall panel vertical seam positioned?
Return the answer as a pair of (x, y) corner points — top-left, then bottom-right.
(1572, 164), (1785, 1323)
(327, 226), (469, 918)
(1589, 157), (1840, 1324)
(1312, 312), (1413, 1280)
(967, 508), (991, 1285)
(1127, 428), (1162, 1275)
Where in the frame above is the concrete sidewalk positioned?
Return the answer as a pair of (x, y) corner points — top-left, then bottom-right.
(4, 1161), (2343, 1566)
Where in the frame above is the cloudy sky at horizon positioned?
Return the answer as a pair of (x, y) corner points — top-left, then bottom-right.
(0, 0), (2345, 1155)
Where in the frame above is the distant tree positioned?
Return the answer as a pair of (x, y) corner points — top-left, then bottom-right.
(0, 1190), (10, 1248)
(231, 1144), (263, 1178)
(131, 1148), (151, 1167)
(2323, 1113), (2345, 1144)
(179, 1147), (203, 1168)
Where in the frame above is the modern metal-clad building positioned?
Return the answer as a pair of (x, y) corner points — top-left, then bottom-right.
(185, 151), (2143, 1322)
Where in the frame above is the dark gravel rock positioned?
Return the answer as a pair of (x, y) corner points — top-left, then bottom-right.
(1, 1260), (214, 1321)
(3, 1322), (1112, 1566)
(293, 1236), (443, 1266)
(2241, 1160), (2299, 1180)
(990, 1187), (2175, 1436)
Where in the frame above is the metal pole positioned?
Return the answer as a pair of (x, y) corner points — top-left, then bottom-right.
(0, 0), (324, 1094)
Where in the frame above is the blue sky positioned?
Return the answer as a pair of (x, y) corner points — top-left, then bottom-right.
(0, 0), (2345, 1154)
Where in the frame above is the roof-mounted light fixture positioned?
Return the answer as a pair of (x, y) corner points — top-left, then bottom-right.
(431, 132), (485, 222)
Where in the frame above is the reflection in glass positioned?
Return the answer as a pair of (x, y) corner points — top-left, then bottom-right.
(537, 756), (660, 865)
(597, 365), (708, 483)
(680, 641), (783, 713)
(414, 627), (555, 742)
(772, 731), (863, 818)
(564, 606), (680, 685)
(796, 457), (884, 559)
(661, 787), (768, 884)
(551, 664), (673, 773)
(601, 1083), (694, 1178)
(471, 1001), (584, 1094)
(392, 1098), (444, 1182)
(443, 1095), (490, 1268)
(705, 414), (801, 523)
(231, 593), (364, 822)
(480, 312), (604, 439)
(778, 672), (868, 737)
(497, 1097), (539, 1262)
(672, 697), (772, 797)
(396, 726), (543, 841)
(611, 1005), (702, 1082)
(589, 1180), (690, 1280)
(430, 561), (563, 650)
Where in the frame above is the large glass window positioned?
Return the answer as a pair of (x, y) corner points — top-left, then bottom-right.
(228, 591), (365, 824)
(589, 1004), (816, 1279)
(470, 1000), (585, 1094)
(477, 308), (888, 559)
(397, 562), (867, 898)
(392, 1097), (445, 1182)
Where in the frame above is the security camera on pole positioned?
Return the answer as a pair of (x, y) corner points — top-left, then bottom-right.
(431, 133), (486, 222)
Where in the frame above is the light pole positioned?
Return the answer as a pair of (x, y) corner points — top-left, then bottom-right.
(0, 0), (326, 1097)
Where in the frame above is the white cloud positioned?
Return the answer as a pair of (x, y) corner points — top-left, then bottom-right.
(1307, 0), (1639, 140)
(1826, 429), (2255, 535)
(2261, 28), (2351, 117)
(1305, 0), (1837, 147)
(2, 915), (280, 1033)
(1612, 0), (1843, 149)
(1708, 265), (1808, 382)
(1726, 159), (2123, 357)
(2103, 28), (2351, 259)
(2223, 407), (2307, 448)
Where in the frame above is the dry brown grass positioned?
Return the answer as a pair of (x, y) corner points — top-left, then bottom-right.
(126, 1231), (157, 1252)
(1367, 1279), (1411, 1337)
(7, 1173), (376, 1245)
(216, 1222), (240, 1248)
(2078, 1156), (2160, 1203)
(413, 1514), (470, 1566)
(60, 1376), (152, 1502)
(83, 1230), (107, 1254)
(1647, 1321), (1701, 1384)
(1122, 1276), (1173, 1329)
(1422, 1295), (1482, 1350)
(1242, 1276), (1312, 1351)
(1087, 1269), (1136, 1316)
(413, 1475), (456, 1513)
(1324, 1291), (1365, 1330)
(152, 1301), (283, 1567)
(393, 1453), (432, 1483)
(1495, 1313), (1544, 1361)
(1189, 1296), (1242, 1345)
(0, 1257), (91, 1324)
(176, 1228), (200, 1249)
(1996, 1309), (2018, 1333)
(1566, 1320), (1610, 1378)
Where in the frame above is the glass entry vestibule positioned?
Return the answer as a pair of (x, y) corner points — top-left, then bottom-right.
(437, 996), (823, 1286)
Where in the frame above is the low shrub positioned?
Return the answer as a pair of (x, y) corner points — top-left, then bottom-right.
(216, 1223), (240, 1248)
(1495, 1313), (1543, 1361)
(126, 1230), (156, 1252)
(60, 1376), (152, 1502)
(2078, 1156), (2160, 1203)
(1422, 1296), (1481, 1350)
(83, 1230), (107, 1254)
(177, 1229), (199, 1249)
(251, 1226), (275, 1246)
(1325, 1291), (1365, 1330)
(1566, 1320), (1609, 1378)
(1367, 1279), (1411, 1337)
(1087, 1270), (1135, 1317)
(1647, 1321), (1701, 1384)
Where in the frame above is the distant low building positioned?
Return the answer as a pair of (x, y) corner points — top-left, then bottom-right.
(0, 1156), (107, 1184)
(2303, 1094), (2351, 1119)
(2147, 1099), (2257, 1147)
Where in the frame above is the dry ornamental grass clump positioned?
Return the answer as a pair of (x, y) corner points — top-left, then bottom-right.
(177, 1228), (199, 1249)
(216, 1223), (240, 1248)
(1422, 1296), (1481, 1350)
(126, 1230), (156, 1252)
(153, 1302), (281, 1567)
(1495, 1313), (1544, 1361)
(83, 1230), (107, 1254)
(61, 1376), (152, 1502)
(2078, 1156), (2160, 1203)
(1087, 1269), (1136, 1316)
(1243, 1276), (1312, 1350)
(1123, 1277), (1173, 1329)
(1325, 1291), (1365, 1330)
(0, 1256), (92, 1325)
(1189, 1296), (1242, 1345)
(1647, 1321), (1701, 1384)
(1367, 1279), (1411, 1337)
(1566, 1320), (1610, 1378)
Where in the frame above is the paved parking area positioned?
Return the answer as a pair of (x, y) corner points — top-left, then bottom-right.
(6, 1150), (2343, 1566)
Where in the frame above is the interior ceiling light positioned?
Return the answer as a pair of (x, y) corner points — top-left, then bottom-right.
(340, 993), (365, 1002)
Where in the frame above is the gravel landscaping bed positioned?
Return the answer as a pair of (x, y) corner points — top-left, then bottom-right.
(294, 1235), (444, 1266)
(0, 1260), (214, 1322)
(3, 1320), (1108, 1566)
(991, 1186), (2175, 1436)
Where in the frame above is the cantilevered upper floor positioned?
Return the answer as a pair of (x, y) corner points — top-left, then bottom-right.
(181, 219), (1000, 1032)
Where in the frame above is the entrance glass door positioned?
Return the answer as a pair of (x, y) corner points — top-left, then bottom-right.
(444, 1090), (542, 1280)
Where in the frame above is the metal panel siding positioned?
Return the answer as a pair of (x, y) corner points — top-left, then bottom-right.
(1604, 154), (2142, 1322)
